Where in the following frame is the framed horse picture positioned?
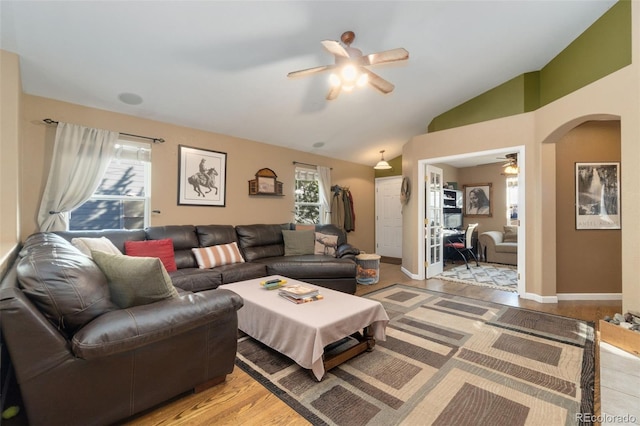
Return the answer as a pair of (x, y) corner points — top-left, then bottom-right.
(178, 145), (227, 206)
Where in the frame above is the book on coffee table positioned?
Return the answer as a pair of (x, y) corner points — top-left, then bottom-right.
(279, 293), (324, 304)
(278, 284), (319, 299)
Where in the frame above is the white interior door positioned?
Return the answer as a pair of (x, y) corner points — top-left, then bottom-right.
(375, 177), (402, 258)
(425, 165), (444, 278)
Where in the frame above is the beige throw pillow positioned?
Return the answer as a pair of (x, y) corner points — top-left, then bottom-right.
(72, 237), (121, 258)
(282, 230), (315, 256)
(314, 232), (338, 257)
(503, 226), (518, 243)
(92, 251), (179, 309)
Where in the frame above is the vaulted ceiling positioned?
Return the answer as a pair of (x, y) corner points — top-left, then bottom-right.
(0, 1), (616, 166)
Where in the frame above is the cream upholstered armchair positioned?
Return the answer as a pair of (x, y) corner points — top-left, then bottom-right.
(478, 226), (518, 265)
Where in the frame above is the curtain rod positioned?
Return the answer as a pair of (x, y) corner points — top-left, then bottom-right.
(292, 161), (332, 170)
(43, 118), (165, 144)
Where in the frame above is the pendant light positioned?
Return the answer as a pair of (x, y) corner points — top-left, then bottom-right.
(374, 150), (392, 170)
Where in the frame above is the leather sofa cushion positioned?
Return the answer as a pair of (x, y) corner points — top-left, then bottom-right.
(71, 288), (244, 359)
(235, 224), (288, 261)
(169, 268), (223, 292)
(146, 225), (199, 269)
(16, 233), (117, 335)
(255, 255), (356, 279)
(215, 262), (267, 284)
(196, 225), (238, 247)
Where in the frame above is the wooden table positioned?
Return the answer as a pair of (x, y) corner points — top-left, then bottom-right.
(220, 275), (389, 380)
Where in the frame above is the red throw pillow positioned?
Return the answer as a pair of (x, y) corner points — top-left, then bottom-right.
(124, 239), (177, 272)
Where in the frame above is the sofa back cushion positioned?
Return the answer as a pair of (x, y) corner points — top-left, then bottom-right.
(235, 224), (288, 261)
(145, 225), (198, 269)
(16, 233), (117, 335)
(196, 225), (238, 247)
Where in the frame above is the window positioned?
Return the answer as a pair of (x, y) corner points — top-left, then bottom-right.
(506, 176), (518, 225)
(69, 141), (151, 230)
(294, 167), (321, 224)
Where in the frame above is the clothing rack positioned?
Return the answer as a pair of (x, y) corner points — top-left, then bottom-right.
(42, 118), (165, 144)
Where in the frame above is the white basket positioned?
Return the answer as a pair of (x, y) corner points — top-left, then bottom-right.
(356, 253), (381, 285)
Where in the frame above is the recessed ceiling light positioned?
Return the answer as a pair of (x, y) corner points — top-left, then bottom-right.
(118, 92), (143, 105)
(312, 142), (325, 148)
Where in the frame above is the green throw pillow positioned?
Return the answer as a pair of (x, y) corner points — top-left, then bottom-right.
(282, 230), (315, 256)
(92, 251), (179, 309)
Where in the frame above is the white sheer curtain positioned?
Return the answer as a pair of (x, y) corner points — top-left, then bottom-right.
(37, 122), (119, 231)
(317, 166), (332, 224)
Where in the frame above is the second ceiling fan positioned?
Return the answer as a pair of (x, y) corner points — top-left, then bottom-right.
(287, 31), (409, 100)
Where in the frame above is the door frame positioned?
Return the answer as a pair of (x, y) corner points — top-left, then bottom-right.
(375, 176), (403, 258)
(418, 147), (526, 296)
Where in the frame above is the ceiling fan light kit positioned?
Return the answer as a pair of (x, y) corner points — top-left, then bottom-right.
(288, 31), (408, 100)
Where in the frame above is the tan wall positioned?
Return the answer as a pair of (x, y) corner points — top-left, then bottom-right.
(555, 121), (621, 294)
(19, 95), (376, 252)
(458, 162), (509, 233)
(0, 50), (22, 275)
(404, 62), (639, 312)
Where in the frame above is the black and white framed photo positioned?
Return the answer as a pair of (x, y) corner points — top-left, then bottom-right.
(463, 183), (492, 217)
(575, 162), (620, 229)
(178, 145), (227, 206)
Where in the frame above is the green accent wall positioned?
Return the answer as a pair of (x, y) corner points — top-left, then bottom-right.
(374, 155), (402, 178)
(427, 0), (630, 133)
(539, 0), (631, 105)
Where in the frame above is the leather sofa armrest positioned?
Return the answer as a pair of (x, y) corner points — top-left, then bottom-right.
(1, 285), (76, 383)
(336, 243), (360, 258)
(72, 289), (243, 359)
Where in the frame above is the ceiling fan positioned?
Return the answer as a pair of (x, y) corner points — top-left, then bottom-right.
(498, 153), (519, 175)
(287, 31), (409, 100)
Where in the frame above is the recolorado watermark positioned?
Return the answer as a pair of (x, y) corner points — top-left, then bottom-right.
(576, 413), (637, 424)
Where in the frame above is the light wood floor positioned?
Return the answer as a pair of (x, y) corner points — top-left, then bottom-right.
(124, 263), (621, 426)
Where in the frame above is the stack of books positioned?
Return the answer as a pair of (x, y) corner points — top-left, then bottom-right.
(278, 284), (323, 304)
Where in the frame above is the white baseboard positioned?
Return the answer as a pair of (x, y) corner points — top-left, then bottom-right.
(522, 293), (558, 304)
(557, 293), (622, 301)
(401, 266), (420, 280)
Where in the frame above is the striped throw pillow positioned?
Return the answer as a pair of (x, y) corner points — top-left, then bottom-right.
(192, 242), (245, 269)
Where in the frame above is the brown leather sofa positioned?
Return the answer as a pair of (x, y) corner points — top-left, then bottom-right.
(1, 223), (358, 425)
(55, 223), (359, 294)
(0, 233), (243, 426)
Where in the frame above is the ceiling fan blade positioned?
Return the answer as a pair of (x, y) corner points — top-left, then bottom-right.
(287, 65), (334, 78)
(321, 40), (349, 58)
(326, 85), (341, 101)
(364, 48), (409, 66)
(362, 69), (395, 94)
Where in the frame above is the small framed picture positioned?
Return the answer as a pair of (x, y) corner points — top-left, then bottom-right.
(178, 145), (227, 207)
(463, 183), (492, 217)
(575, 162), (620, 229)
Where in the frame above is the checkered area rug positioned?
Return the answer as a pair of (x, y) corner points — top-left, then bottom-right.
(438, 263), (518, 292)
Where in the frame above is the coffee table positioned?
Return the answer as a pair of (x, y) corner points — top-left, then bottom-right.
(220, 275), (389, 380)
